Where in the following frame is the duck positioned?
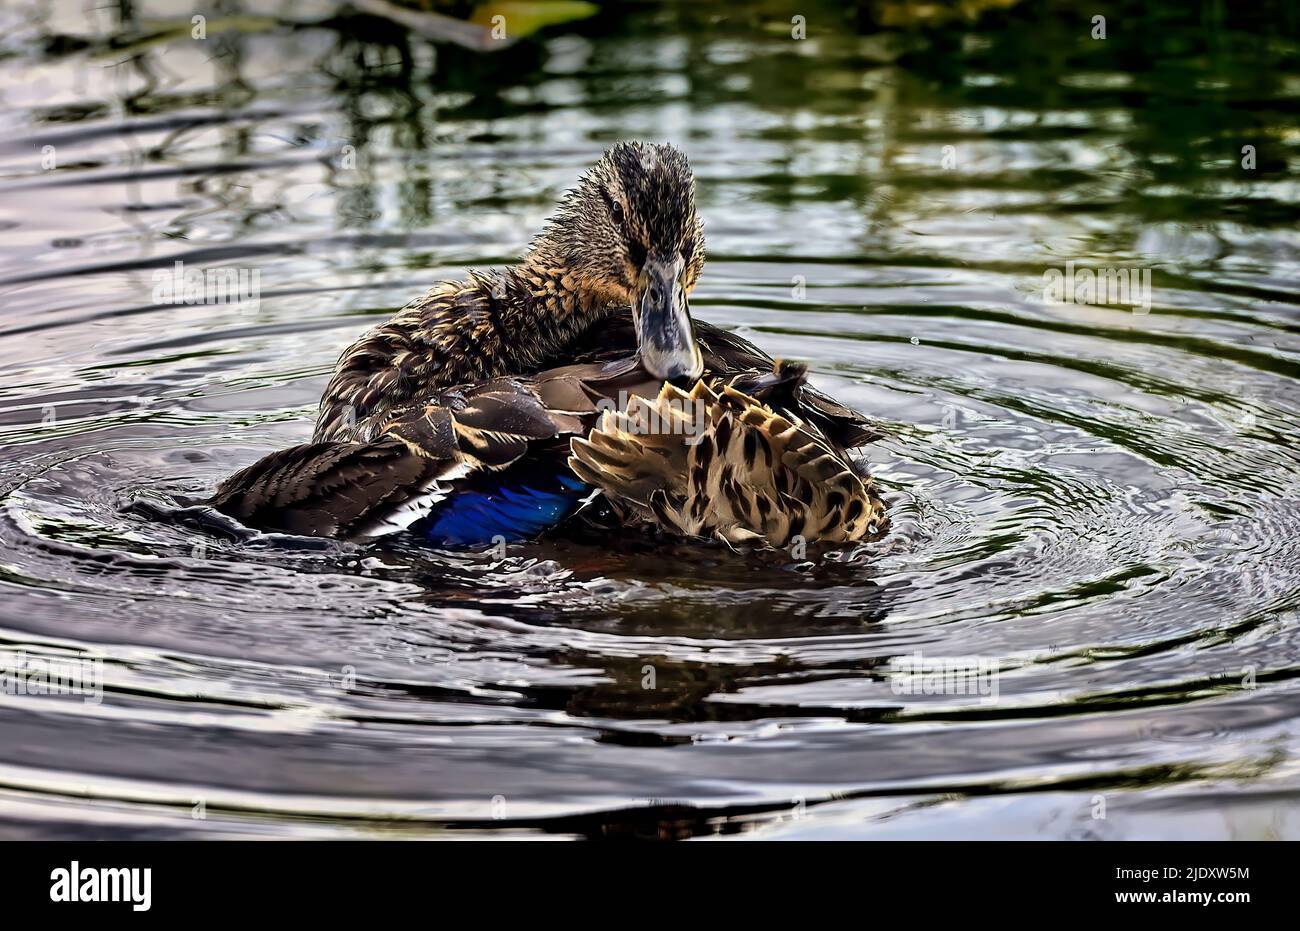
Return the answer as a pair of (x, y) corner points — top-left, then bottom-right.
(209, 142), (887, 548)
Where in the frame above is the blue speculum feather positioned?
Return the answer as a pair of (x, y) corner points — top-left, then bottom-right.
(416, 464), (591, 546)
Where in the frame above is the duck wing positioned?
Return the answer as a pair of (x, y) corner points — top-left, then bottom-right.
(207, 438), (452, 539)
(567, 379), (887, 548)
(210, 375), (595, 539)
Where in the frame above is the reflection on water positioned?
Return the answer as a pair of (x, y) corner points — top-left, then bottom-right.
(0, 0), (1298, 839)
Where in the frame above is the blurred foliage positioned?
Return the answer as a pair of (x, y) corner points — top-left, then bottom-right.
(13, 0), (1300, 238)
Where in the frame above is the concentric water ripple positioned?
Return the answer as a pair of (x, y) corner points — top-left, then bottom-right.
(0, 0), (1298, 839)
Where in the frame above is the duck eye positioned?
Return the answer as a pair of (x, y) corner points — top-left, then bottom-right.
(610, 200), (625, 226)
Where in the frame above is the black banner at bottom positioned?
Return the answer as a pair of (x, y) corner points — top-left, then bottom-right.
(0, 840), (1280, 916)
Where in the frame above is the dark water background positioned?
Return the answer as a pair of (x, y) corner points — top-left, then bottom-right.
(0, 0), (1298, 838)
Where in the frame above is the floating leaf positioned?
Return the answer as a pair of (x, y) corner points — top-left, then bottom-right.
(469, 2), (600, 41)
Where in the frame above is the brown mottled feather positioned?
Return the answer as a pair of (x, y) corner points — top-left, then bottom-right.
(569, 379), (887, 547)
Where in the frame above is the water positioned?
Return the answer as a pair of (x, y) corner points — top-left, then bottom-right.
(0, 0), (1298, 839)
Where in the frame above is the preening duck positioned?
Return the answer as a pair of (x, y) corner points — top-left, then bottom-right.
(209, 142), (887, 548)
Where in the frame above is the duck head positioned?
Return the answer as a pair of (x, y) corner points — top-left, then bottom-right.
(535, 141), (706, 381)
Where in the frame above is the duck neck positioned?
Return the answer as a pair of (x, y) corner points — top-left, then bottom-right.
(493, 244), (624, 372)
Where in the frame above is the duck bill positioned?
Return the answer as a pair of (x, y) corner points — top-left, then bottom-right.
(635, 253), (703, 382)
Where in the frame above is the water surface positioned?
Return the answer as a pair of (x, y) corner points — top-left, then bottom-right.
(1, 0), (1298, 839)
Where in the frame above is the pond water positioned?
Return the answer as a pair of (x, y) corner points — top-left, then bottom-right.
(1, 0), (1298, 839)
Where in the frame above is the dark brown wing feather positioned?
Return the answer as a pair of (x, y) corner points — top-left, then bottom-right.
(210, 375), (604, 538)
(207, 439), (447, 538)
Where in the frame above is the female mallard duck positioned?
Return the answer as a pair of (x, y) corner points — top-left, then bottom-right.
(210, 142), (887, 547)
